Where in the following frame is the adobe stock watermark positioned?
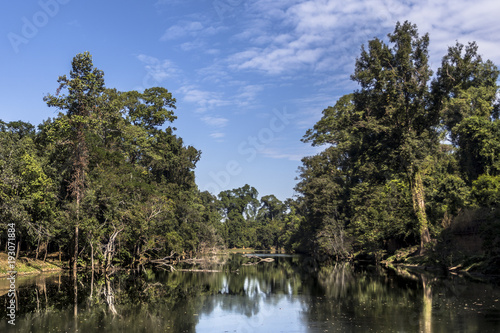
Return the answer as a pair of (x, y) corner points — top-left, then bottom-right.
(212, 0), (243, 21)
(7, 0), (71, 54)
(204, 107), (294, 194)
(6, 223), (17, 326)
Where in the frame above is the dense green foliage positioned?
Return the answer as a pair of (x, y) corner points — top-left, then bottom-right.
(0, 53), (303, 268)
(294, 21), (500, 260)
(1, 53), (224, 268)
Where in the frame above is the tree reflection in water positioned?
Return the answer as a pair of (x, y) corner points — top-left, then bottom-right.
(1, 254), (500, 332)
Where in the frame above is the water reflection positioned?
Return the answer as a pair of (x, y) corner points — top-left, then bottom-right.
(1, 255), (500, 332)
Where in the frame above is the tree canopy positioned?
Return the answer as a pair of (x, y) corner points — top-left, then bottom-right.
(297, 21), (500, 259)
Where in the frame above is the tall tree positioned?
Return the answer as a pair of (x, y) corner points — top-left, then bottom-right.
(350, 21), (439, 252)
(44, 52), (105, 272)
(301, 22), (441, 255)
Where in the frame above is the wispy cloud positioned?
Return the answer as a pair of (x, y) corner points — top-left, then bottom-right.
(197, 63), (231, 85)
(180, 40), (205, 51)
(402, 0), (500, 64)
(210, 132), (225, 139)
(226, 0), (500, 75)
(227, 0), (388, 75)
(260, 145), (324, 161)
(234, 84), (265, 108)
(160, 21), (204, 41)
(201, 115), (229, 127)
(178, 85), (230, 113)
(160, 20), (227, 42)
(136, 54), (180, 82)
(202, 116), (229, 142)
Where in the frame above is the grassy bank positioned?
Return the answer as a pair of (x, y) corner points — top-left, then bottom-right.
(0, 252), (65, 277)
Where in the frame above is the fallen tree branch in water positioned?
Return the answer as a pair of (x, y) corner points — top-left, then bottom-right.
(177, 269), (222, 272)
(241, 256), (275, 266)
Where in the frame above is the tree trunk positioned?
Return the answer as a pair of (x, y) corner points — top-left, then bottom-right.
(103, 228), (123, 271)
(73, 273), (78, 322)
(43, 240), (48, 262)
(15, 239), (21, 260)
(90, 267), (94, 300)
(74, 191), (80, 276)
(72, 121), (86, 276)
(411, 170), (431, 254)
(105, 276), (118, 315)
(73, 223), (79, 275)
(90, 242), (94, 271)
(35, 235), (41, 260)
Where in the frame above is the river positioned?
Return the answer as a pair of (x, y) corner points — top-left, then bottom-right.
(1, 253), (500, 332)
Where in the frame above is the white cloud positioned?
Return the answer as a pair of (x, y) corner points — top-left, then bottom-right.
(181, 40), (204, 51)
(160, 20), (227, 42)
(234, 84), (264, 108)
(261, 149), (304, 161)
(197, 63), (232, 85)
(178, 85), (230, 112)
(260, 145), (323, 161)
(402, 0), (500, 65)
(178, 80), (264, 113)
(227, 1), (368, 74)
(226, 0), (500, 76)
(210, 132), (225, 139)
(205, 48), (220, 55)
(201, 115), (229, 127)
(136, 54), (180, 84)
(160, 21), (204, 41)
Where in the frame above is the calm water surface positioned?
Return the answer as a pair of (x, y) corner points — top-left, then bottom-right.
(1, 253), (500, 332)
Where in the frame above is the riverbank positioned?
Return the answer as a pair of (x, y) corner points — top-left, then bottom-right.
(0, 252), (65, 278)
(380, 245), (500, 282)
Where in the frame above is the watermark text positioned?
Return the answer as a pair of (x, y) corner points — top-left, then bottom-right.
(7, 0), (71, 54)
(6, 223), (17, 325)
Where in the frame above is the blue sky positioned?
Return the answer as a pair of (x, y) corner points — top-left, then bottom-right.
(2, 0), (500, 201)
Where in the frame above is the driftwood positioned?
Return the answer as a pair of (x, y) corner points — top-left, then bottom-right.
(241, 255), (275, 266)
(152, 262), (177, 272)
(260, 257), (275, 262)
(148, 251), (178, 271)
(147, 253), (230, 272)
(177, 269), (222, 272)
(179, 258), (211, 264)
(149, 257), (176, 264)
(149, 256), (177, 272)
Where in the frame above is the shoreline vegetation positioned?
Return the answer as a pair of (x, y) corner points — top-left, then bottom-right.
(2, 241), (499, 281)
(1, 21), (499, 280)
(0, 252), (64, 278)
(0, 248), (266, 278)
